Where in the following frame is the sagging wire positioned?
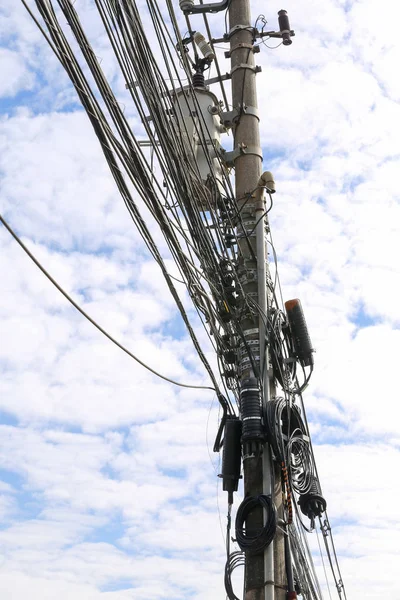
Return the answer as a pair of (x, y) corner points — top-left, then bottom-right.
(0, 213), (214, 392)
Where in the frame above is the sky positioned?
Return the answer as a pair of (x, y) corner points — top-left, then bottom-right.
(1, 0), (400, 598)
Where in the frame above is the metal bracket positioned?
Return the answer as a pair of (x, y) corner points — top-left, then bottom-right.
(239, 202), (256, 212)
(239, 219), (257, 228)
(243, 328), (259, 336)
(220, 105), (260, 128)
(240, 339), (260, 346)
(180, 0), (229, 14)
(222, 144), (263, 167)
(240, 355), (261, 364)
(239, 269), (258, 282)
(230, 63), (262, 76)
(258, 29), (295, 40)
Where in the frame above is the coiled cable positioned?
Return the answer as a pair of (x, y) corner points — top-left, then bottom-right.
(235, 494), (276, 555)
(224, 551), (245, 600)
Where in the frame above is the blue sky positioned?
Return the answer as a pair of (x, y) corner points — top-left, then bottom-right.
(1, 1), (400, 599)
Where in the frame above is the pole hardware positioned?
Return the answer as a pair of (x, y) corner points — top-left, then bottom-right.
(241, 355), (261, 364)
(258, 30), (295, 40)
(230, 63), (262, 76)
(240, 219), (258, 228)
(243, 328), (259, 336)
(277, 10), (293, 46)
(240, 339), (260, 347)
(240, 343), (260, 354)
(220, 105), (260, 128)
(239, 269), (258, 283)
(212, 11), (295, 44)
(237, 230), (256, 239)
(243, 292), (260, 300)
(221, 144), (263, 167)
(224, 43), (260, 58)
(179, 0), (230, 14)
(258, 10), (295, 45)
(239, 203), (256, 212)
(227, 23), (257, 39)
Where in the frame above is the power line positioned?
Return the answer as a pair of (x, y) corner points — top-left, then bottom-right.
(0, 212), (215, 392)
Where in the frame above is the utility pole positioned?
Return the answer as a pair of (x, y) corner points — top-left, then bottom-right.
(228, 1), (286, 599)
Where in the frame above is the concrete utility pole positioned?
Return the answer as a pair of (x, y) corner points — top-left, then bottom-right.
(228, 1), (286, 599)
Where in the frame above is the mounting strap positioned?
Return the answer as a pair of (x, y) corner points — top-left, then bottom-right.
(227, 24), (255, 39)
(225, 42), (259, 58)
(220, 105), (259, 127)
(222, 144), (263, 166)
(230, 63), (262, 76)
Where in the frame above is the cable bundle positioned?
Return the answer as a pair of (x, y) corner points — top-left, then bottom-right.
(224, 551), (245, 600)
(235, 494), (276, 555)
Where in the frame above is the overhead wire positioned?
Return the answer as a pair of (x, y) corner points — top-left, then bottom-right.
(0, 213), (215, 392)
(27, 0), (237, 413)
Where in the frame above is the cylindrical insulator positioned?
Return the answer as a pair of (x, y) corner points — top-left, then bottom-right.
(192, 71), (205, 88)
(285, 299), (314, 367)
(221, 416), (242, 504)
(278, 9), (292, 46)
(240, 378), (263, 443)
(299, 475), (327, 520)
(193, 31), (215, 60)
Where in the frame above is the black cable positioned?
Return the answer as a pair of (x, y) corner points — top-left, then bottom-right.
(319, 516), (348, 600)
(27, 0), (233, 409)
(0, 213), (216, 392)
(235, 494), (276, 555)
(224, 551), (245, 600)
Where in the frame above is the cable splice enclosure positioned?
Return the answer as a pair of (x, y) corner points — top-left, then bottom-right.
(221, 416), (242, 504)
(240, 377), (264, 444)
(299, 475), (327, 521)
(285, 299), (314, 367)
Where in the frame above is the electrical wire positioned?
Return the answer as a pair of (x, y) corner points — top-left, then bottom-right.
(0, 213), (215, 392)
(316, 525), (333, 600)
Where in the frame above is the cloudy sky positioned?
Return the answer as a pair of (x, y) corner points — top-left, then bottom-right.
(1, 0), (399, 598)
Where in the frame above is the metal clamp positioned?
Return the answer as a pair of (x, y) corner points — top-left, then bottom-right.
(225, 43), (260, 58)
(240, 355), (260, 364)
(180, 0), (229, 14)
(222, 144), (263, 167)
(237, 231), (256, 239)
(220, 105), (260, 128)
(239, 219), (257, 227)
(238, 202), (256, 212)
(230, 63), (262, 76)
(239, 269), (258, 282)
(243, 328), (259, 336)
(227, 24), (255, 39)
(240, 339), (260, 347)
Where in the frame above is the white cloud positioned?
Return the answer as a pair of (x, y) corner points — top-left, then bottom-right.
(0, 48), (35, 97)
